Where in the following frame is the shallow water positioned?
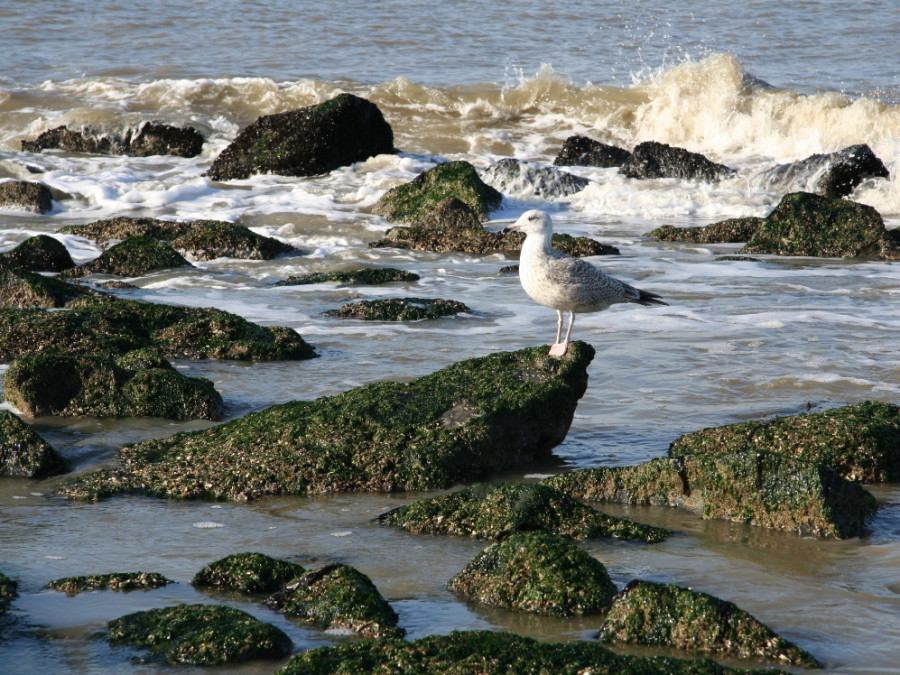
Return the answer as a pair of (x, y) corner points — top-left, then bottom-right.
(1, 1), (900, 673)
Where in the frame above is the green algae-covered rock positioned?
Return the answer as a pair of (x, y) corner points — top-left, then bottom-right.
(57, 342), (593, 501)
(447, 531), (616, 617)
(0, 180), (53, 213)
(45, 572), (174, 595)
(277, 629), (787, 675)
(265, 563), (403, 639)
(0, 294), (316, 362)
(4, 351), (224, 420)
(192, 552), (306, 594)
(323, 297), (469, 321)
(64, 235), (192, 278)
(377, 481), (669, 542)
(0, 234), (75, 272)
(105, 603), (292, 666)
(742, 192), (898, 258)
(0, 409), (66, 478)
(544, 452), (876, 538)
(0, 266), (89, 309)
(647, 218), (764, 244)
(275, 267), (420, 286)
(0, 570), (18, 615)
(598, 580), (820, 668)
(372, 161), (502, 225)
(669, 401), (900, 483)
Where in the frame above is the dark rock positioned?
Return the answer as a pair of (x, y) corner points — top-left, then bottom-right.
(742, 192), (899, 258)
(759, 144), (890, 199)
(0, 294), (316, 362)
(481, 158), (590, 198)
(598, 580), (820, 667)
(45, 572), (174, 596)
(275, 267), (419, 286)
(417, 197), (484, 229)
(554, 135), (632, 168)
(543, 450), (876, 538)
(377, 481), (669, 542)
(0, 409), (66, 478)
(0, 570), (18, 615)
(0, 234), (75, 272)
(647, 218), (764, 244)
(276, 629), (787, 674)
(206, 93), (394, 181)
(0, 266), (90, 308)
(371, 160), (502, 225)
(620, 141), (736, 182)
(323, 297), (469, 321)
(56, 342), (594, 501)
(446, 531), (617, 617)
(63, 236), (193, 277)
(105, 604), (292, 665)
(0, 180), (53, 213)
(669, 400), (900, 483)
(265, 563), (403, 639)
(21, 122), (203, 158)
(3, 351), (225, 420)
(192, 552), (306, 594)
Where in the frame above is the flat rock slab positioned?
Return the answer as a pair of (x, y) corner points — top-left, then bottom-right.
(46, 572), (174, 596)
(323, 297), (469, 320)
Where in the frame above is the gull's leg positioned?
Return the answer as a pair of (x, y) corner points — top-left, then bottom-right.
(549, 312), (574, 357)
(555, 310), (564, 344)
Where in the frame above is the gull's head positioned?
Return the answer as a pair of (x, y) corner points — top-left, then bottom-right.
(508, 209), (553, 237)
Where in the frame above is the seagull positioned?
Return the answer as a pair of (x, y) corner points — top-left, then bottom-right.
(507, 209), (667, 356)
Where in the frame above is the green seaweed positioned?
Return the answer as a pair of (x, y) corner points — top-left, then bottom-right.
(192, 552), (306, 594)
(46, 572), (173, 595)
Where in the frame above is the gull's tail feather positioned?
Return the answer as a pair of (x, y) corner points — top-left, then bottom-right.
(632, 289), (668, 306)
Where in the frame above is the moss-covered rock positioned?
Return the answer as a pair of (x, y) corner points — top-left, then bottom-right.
(647, 218), (764, 244)
(265, 563), (403, 638)
(543, 451), (876, 538)
(0, 235), (75, 272)
(277, 629), (787, 674)
(0, 180), (53, 213)
(46, 572), (174, 595)
(417, 197), (484, 230)
(63, 235), (192, 278)
(57, 342), (593, 501)
(4, 351), (224, 420)
(192, 552), (306, 594)
(0, 294), (316, 361)
(0, 409), (66, 478)
(741, 192), (898, 258)
(323, 297), (469, 321)
(0, 570), (18, 615)
(554, 135), (632, 168)
(372, 161), (502, 225)
(377, 481), (669, 542)
(598, 580), (820, 668)
(669, 401), (900, 483)
(206, 93), (394, 181)
(447, 531), (617, 617)
(105, 603), (292, 665)
(275, 267), (420, 286)
(0, 266), (90, 308)
(21, 122), (204, 158)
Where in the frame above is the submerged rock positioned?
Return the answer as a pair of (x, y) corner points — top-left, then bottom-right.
(554, 135), (632, 168)
(46, 572), (174, 596)
(0, 266), (90, 308)
(0, 235), (74, 272)
(647, 218), (764, 244)
(372, 160), (502, 225)
(57, 342), (593, 501)
(0, 409), (66, 478)
(21, 122), (204, 158)
(265, 563), (403, 639)
(544, 451), (875, 538)
(669, 400), (900, 483)
(192, 552), (306, 594)
(63, 236), (192, 278)
(4, 351), (225, 420)
(275, 267), (419, 286)
(620, 141), (735, 182)
(598, 580), (820, 668)
(105, 604), (292, 666)
(206, 93), (394, 181)
(447, 531), (617, 617)
(323, 297), (469, 321)
(0, 180), (54, 213)
(377, 481), (669, 542)
(481, 158), (590, 198)
(0, 295), (316, 361)
(759, 144), (889, 199)
(0, 570), (18, 615)
(277, 629), (787, 674)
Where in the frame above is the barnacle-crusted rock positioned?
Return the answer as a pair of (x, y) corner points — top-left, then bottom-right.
(669, 400), (900, 483)
(4, 351), (224, 420)
(598, 580), (820, 667)
(192, 552), (306, 594)
(0, 234), (74, 272)
(57, 342), (593, 501)
(0, 266), (89, 308)
(544, 451), (876, 538)
(0, 409), (66, 478)
(323, 297), (469, 321)
(45, 572), (174, 595)
(105, 604), (292, 665)
(0, 295), (316, 361)
(0, 180), (54, 213)
(377, 481), (669, 542)
(63, 236), (192, 278)
(21, 122), (204, 158)
(620, 141), (735, 182)
(554, 135), (632, 168)
(275, 267), (419, 286)
(265, 563), (403, 638)
(647, 218), (764, 244)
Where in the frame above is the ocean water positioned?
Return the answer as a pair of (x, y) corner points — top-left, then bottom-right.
(0, 1), (899, 673)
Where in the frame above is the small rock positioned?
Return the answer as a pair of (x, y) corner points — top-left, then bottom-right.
(0, 180), (54, 213)
(21, 122), (203, 158)
(0, 234), (75, 272)
(63, 236), (192, 278)
(193, 552), (306, 594)
(0, 266), (90, 308)
(323, 297), (469, 321)
(647, 218), (764, 244)
(0, 409), (66, 478)
(620, 141), (735, 182)
(554, 135), (632, 168)
(481, 158), (590, 198)
(46, 572), (174, 595)
(275, 267), (419, 286)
